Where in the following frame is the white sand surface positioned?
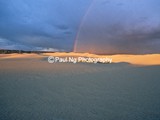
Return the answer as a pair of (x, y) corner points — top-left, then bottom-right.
(0, 56), (160, 120)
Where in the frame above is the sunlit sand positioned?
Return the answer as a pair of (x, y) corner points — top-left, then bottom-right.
(0, 53), (160, 120)
(1, 53), (160, 65)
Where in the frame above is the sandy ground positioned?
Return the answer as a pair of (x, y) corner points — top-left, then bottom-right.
(0, 55), (160, 120)
(0, 53), (160, 65)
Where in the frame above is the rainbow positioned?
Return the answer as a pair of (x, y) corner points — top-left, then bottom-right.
(73, 0), (95, 52)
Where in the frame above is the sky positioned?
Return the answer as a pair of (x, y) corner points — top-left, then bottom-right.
(0, 0), (160, 54)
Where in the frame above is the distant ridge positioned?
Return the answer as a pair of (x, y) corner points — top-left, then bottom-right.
(0, 49), (56, 54)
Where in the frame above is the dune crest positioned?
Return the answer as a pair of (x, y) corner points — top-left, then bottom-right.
(0, 53), (160, 65)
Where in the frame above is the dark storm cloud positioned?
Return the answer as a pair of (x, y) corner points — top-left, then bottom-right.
(0, 0), (160, 54)
(107, 26), (160, 54)
(0, 0), (92, 51)
(55, 24), (69, 30)
(77, 22), (160, 54)
(75, 0), (160, 54)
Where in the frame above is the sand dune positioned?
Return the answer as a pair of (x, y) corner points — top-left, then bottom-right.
(0, 57), (160, 120)
(0, 53), (160, 65)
